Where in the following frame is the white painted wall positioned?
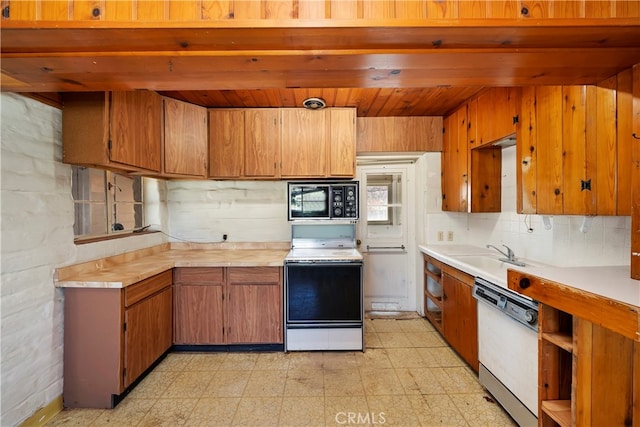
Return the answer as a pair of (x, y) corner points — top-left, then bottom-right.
(0, 93), (166, 426)
(165, 180), (291, 243)
(423, 146), (631, 267)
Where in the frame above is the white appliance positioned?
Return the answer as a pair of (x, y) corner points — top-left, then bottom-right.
(473, 277), (538, 427)
(284, 222), (364, 351)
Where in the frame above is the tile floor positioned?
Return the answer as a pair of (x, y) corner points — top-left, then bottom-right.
(47, 315), (517, 426)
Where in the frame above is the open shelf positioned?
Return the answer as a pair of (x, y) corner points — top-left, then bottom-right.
(541, 400), (571, 427)
(541, 331), (573, 353)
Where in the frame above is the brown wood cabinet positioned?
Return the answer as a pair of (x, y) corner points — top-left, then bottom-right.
(281, 107), (356, 179)
(356, 116), (443, 153)
(173, 267), (225, 344)
(442, 106), (469, 212)
(62, 91), (163, 173)
(508, 270), (640, 427)
(517, 75), (633, 216)
(423, 255), (478, 372)
(63, 270), (172, 408)
(327, 108), (357, 178)
(227, 267), (283, 344)
(173, 266), (283, 345)
(442, 98), (503, 213)
(280, 108), (327, 178)
(163, 97), (208, 178)
(471, 87), (519, 148)
(441, 266), (479, 372)
(209, 109), (280, 179)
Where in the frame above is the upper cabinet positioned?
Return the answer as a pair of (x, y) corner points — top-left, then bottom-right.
(209, 109), (280, 179)
(356, 116), (443, 153)
(163, 97), (207, 178)
(62, 91), (163, 173)
(327, 108), (357, 178)
(280, 107), (356, 179)
(442, 105), (469, 212)
(516, 73), (632, 216)
(470, 87), (519, 148)
(441, 87), (514, 213)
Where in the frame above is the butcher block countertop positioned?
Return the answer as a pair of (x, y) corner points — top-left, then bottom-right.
(55, 242), (290, 289)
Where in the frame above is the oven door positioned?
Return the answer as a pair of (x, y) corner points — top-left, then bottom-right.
(285, 261), (363, 325)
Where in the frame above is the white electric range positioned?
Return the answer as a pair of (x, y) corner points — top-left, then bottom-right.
(284, 222), (364, 351)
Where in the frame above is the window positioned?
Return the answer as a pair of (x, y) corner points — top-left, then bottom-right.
(71, 166), (143, 238)
(366, 174), (402, 225)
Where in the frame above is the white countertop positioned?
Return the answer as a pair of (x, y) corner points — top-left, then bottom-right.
(419, 244), (640, 308)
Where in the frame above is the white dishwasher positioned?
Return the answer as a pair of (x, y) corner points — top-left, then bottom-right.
(473, 277), (538, 427)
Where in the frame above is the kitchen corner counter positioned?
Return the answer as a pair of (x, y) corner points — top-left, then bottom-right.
(55, 243), (290, 289)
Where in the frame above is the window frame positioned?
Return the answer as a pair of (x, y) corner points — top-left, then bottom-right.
(71, 166), (145, 242)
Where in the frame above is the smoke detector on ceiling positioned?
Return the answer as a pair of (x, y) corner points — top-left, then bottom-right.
(302, 97), (326, 110)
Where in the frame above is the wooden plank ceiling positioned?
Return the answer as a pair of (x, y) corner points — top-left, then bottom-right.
(2, 22), (640, 116)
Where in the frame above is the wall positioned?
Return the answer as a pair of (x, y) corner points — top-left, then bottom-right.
(424, 146), (631, 267)
(0, 93), (166, 426)
(165, 180), (291, 243)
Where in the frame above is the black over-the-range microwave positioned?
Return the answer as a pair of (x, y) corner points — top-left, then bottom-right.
(287, 181), (359, 221)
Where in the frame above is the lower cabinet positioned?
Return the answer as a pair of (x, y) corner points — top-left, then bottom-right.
(173, 266), (283, 345)
(63, 270), (173, 408)
(423, 255), (478, 372)
(441, 267), (479, 372)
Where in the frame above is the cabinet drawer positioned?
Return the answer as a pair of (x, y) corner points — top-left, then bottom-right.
(228, 267), (281, 284)
(173, 267), (224, 285)
(124, 270), (172, 307)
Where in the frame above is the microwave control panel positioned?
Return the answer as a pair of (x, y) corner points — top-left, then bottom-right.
(331, 184), (358, 219)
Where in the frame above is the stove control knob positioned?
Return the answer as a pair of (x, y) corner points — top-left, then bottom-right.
(334, 208), (342, 216)
(524, 309), (537, 325)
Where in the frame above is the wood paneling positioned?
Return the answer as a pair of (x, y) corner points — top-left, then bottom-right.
(356, 116), (442, 152)
(632, 64), (640, 280)
(517, 86), (538, 214)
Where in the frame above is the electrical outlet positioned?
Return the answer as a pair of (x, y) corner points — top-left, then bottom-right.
(437, 231), (444, 241)
(447, 231), (454, 241)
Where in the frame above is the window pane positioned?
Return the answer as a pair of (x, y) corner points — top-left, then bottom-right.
(111, 173), (143, 232)
(72, 166), (107, 236)
(367, 185), (389, 222)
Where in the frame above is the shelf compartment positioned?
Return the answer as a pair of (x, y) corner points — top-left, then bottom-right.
(541, 400), (571, 427)
(541, 332), (573, 353)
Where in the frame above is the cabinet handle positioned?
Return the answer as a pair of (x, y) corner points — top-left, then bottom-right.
(632, 133), (640, 140)
(519, 277), (531, 289)
(442, 293), (447, 301)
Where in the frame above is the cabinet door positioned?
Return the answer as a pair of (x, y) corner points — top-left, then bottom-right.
(226, 267), (283, 344)
(244, 109), (280, 177)
(209, 109), (245, 178)
(173, 267), (225, 344)
(441, 106), (468, 212)
(562, 85), (597, 215)
(535, 86), (564, 214)
(517, 86), (538, 214)
(281, 109), (326, 177)
(174, 285), (225, 344)
(110, 91), (162, 172)
(163, 97), (208, 177)
(442, 271), (478, 371)
(124, 286), (172, 388)
(327, 108), (356, 177)
(476, 87), (518, 146)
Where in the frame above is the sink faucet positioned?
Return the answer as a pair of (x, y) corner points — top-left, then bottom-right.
(486, 244), (515, 261)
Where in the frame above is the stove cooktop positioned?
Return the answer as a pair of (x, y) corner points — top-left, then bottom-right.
(285, 247), (363, 262)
